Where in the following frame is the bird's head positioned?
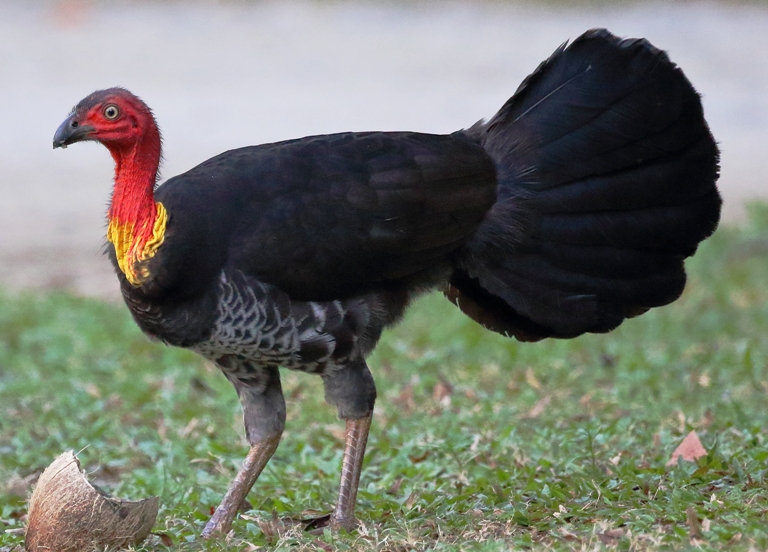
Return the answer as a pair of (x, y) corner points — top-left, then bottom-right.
(54, 89), (166, 287)
(53, 88), (159, 155)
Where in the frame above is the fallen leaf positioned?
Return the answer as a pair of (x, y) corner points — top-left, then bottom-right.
(300, 512), (331, 533)
(686, 506), (702, 540)
(525, 368), (541, 390)
(312, 539), (334, 552)
(558, 526), (579, 541)
(82, 382), (101, 398)
(255, 510), (286, 543)
(524, 396), (551, 419)
(152, 532), (173, 546)
(386, 478), (404, 495)
(409, 451), (429, 464)
(432, 379), (453, 403)
(179, 417), (200, 439)
(676, 410), (687, 432)
(597, 528), (625, 545)
(666, 431), (707, 466)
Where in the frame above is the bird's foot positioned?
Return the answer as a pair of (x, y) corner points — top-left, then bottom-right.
(300, 415), (371, 535)
(329, 514), (359, 532)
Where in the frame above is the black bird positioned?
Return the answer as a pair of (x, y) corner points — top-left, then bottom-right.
(52, 29), (720, 537)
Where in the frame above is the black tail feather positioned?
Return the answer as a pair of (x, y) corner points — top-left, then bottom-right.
(448, 28), (721, 341)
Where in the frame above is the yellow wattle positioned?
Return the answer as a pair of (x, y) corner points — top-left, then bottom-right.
(107, 201), (168, 286)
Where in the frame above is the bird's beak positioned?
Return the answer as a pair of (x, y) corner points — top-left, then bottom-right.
(53, 114), (95, 149)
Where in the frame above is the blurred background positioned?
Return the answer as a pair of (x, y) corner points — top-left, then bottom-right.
(1, 0), (766, 298)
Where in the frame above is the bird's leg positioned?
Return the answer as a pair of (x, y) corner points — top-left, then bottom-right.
(201, 435), (280, 538)
(333, 414), (372, 529)
(202, 364), (286, 538)
(320, 357), (377, 530)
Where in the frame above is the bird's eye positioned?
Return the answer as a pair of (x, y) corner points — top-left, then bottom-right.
(103, 104), (120, 120)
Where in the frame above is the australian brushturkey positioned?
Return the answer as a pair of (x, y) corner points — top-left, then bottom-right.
(53, 29), (720, 536)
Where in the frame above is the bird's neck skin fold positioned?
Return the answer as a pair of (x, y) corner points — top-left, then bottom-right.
(106, 127), (167, 286)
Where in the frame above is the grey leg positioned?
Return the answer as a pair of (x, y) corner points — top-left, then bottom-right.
(321, 358), (376, 530)
(202, 364), (286, 538)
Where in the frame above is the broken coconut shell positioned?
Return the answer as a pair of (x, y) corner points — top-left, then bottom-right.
(25, 451), (158, 552)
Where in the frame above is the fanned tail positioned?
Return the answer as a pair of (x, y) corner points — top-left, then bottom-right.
(448, 28), (721, 341)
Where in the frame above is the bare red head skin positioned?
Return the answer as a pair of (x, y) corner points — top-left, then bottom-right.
(53, 88), (163, 253)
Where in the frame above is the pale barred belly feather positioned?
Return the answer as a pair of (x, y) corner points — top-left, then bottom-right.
(190, 270), (354, 376)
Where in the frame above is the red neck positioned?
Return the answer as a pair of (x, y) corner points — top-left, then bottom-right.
(107, 123), (162, 226)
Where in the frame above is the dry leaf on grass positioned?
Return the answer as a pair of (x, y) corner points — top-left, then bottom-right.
(686, 506), (703, 540)
(153, 532), (173, 546)
(666, 430), (707, 466)
(432, 379), (453, 404)
(525, 368), (541, 390)
(557, 526), (579, 541)
(386, 477), (404, 495)
(524, 396), (551, 419)
(597, 528), (626, 545)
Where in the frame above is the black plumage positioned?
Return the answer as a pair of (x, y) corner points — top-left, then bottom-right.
(53, 28), (720, 536)
(154, 131), (497, 301)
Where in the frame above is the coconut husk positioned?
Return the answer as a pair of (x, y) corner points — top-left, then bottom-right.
(25, 451), (158, 552)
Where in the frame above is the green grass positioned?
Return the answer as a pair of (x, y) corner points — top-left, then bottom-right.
(2, 205), (768, 550)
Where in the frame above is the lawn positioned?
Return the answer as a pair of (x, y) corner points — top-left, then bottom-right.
(2, 206), (768, 551)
